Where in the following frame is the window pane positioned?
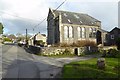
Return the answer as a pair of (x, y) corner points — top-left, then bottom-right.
(82, 27), (86, 38)
(111, 35), (114, 39)
(89, 28), (93, 38)
(77, 27), (81, 38)
(93, 28), (96, 38)
(69, 26), (73, 38)
(64, 26), (68, 39)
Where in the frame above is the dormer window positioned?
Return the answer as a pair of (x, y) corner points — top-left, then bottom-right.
(80, 21), (82, 23)
(91, 22), (94, 24)
(64, 13), (67, 17)
(74, 14), (79, 19)
(67, 19), (71, 23)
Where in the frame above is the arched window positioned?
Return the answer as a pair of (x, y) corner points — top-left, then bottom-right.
(93, 28), (96, 32)
(64, 26), (68, 39)
(81, 27), (86, 38)
(77, 27), (81, 38)
(89, 27), (93, 32)
(69, 26), (73, 38)
(93, 28), (96, 38)
(89, 27), (93, 38)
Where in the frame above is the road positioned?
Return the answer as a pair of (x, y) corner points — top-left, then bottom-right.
(0, 44), (101, 79)
(32, 52), (100, 78)
(0, 44), (2, 79)
(1, 44), (40, 78)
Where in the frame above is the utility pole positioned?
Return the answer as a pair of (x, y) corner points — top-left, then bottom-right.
(26, 29), (28, 47)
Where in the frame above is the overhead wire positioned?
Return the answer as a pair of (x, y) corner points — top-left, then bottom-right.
(0, 0), (67, 34)
(0, 10), (40, 22)
(32, 0), (67, 31)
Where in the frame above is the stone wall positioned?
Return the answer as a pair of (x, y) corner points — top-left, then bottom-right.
(41, 47), (74, 56)
(41, 46), (98, 56)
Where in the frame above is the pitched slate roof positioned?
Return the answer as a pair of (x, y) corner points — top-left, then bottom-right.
(52, 9), (101, 26)
(30, 32), (46, 39)
(98, 28), (108, 33)
(109, 27), (120, 33)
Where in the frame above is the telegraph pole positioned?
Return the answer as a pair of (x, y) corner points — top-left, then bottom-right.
(26, 29), (27, 40)
(26, 29), (28, 47)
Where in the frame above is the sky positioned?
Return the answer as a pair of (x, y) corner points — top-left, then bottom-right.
(0, 0), (119, 35)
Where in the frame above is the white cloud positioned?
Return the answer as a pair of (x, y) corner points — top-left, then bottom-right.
(67, 0), (119, 2)
(0, 0), (118, 34)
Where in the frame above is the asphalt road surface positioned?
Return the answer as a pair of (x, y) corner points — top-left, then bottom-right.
(0, 43), (100, 79)
(1, 44), (40, 78)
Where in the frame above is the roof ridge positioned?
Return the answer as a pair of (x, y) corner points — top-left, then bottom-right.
(50, 8), (101, 26)
(52, 9), (100, 21)
(53, 9), (87, 15)
(98, 28), (108, 32)
(85, 14), (100, 22)
(107, 27), (120, 33)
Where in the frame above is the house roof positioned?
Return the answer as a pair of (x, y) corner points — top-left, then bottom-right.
(30, 32), (46, 40)
(98, 28), (108, 33)
(109, 27), (120, 33)
(41, 34), (46, 37)
(52, 9), (101, 26)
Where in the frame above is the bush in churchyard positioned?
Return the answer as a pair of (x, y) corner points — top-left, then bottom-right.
(115, 38), (120, 50)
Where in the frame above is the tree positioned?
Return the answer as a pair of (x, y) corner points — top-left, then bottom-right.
(2, 34), (7, 38)
(0, 23), (4, 34)
(116, 38), (120, 50)
(3, 37), (12, 42)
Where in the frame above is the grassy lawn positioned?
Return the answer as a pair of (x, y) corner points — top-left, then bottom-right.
(62, 58), (119, 78)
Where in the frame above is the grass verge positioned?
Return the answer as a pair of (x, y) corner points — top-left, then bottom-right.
(62, 58), (119, 78)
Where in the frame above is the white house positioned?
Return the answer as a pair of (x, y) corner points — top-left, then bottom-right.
(29, 32), (47, 46)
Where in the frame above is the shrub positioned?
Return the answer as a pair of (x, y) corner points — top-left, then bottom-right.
(63, 48), (72, 55)
(3, 37), (12, 42)
(51, 43), (60, 47)
(115, 51), (120, 58)
(35, 40), (45, 46)
(59, 40), (96, 47)
(101, 50), (107, 57)
(76, 40), (97, 47)
(70, 42), (77, 47)
(85, 41), (97, 47)
(60, 43), (70, 47)
(107, 49), (118, 58)
(41, 48), (75, 57)
(115, 38), (120, 50)
(102, 49), (120, 58)
(78, 53), (85, 56)
(99, 48), (104, 54)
